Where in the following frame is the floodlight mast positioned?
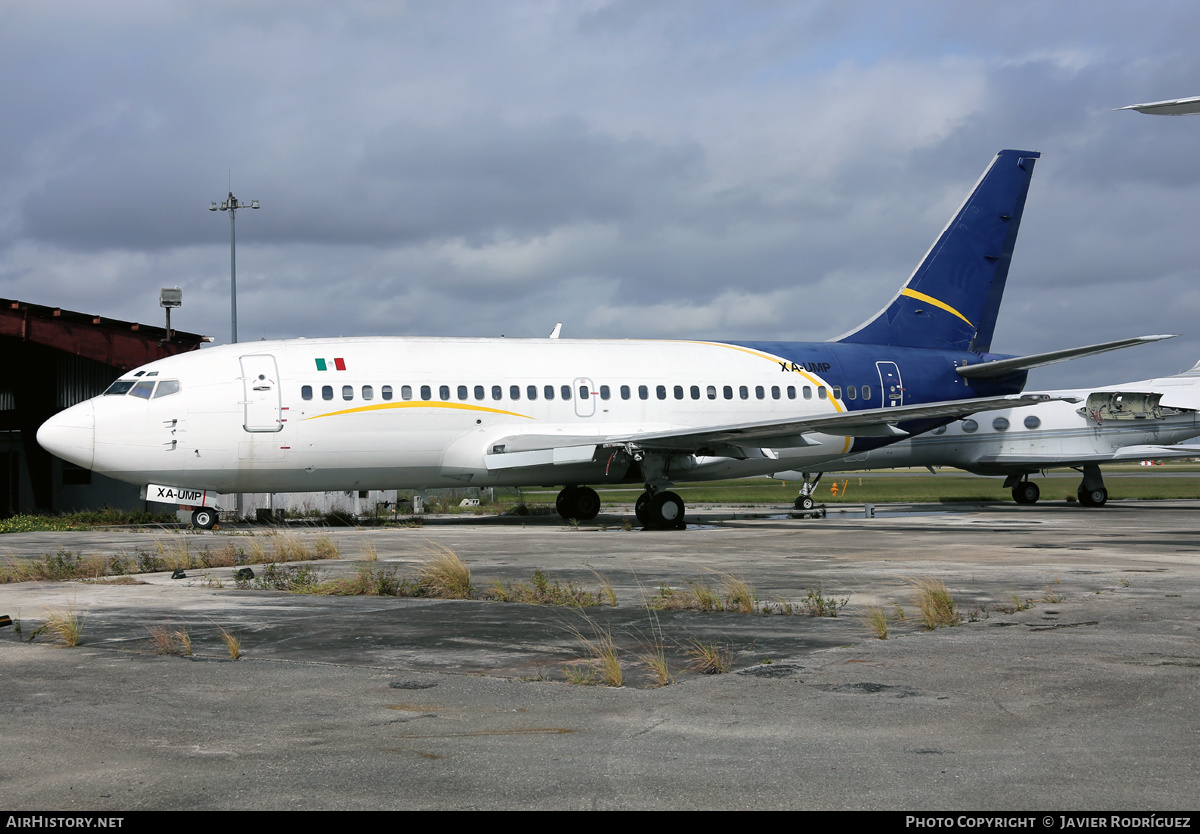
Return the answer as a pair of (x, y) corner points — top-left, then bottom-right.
(208, 192), (260, 344)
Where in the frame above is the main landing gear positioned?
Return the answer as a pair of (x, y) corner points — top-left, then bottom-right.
(555, 486), (601, 521)
(635, 489), (686, 530)
(1011, 479), (1040, 505)
(793, 472), (822, 511)
(1005, 465), (1108, 507)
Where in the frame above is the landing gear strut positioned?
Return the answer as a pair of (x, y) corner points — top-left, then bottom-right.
(794, 472), (822, 511)
(1075, 464), (1108, 508)
(555, 486), (601, 521)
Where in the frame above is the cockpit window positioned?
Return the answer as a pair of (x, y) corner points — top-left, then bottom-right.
(128, 381), (155, 400)
(104, 380), (136, 396)
(152, 379), (181, 399)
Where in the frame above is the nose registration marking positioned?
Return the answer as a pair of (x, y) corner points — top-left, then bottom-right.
(142, 483), (219, 507)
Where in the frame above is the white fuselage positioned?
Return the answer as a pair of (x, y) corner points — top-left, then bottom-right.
(41, 337), (871, 493)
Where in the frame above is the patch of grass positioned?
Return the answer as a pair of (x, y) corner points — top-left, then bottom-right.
(563, 622), (622, 687)
(484, 569), (602, 607)
(218, 626), (241, 660)
(147, 625), (192, 656)
(635, 610), (673, 687)
(238, 563), (325, 592)
(913, 578), (960, 629)
(1042, 587), (1064, 603)
(645, 574), (758, 613)
(799, 586), (849, 617)
(684, 639), (733, 674)
(313, 535), (339, 560)
(32, 604), (85, 647)
(361, 543), (378, 562)
(418, 544), (474, 599)
(863, 604), (889, 639)
(995, 594), (1034, 614)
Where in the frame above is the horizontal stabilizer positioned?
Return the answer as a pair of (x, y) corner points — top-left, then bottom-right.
(956, 335), (1175, 379)
(1115, 96), (1200, 116)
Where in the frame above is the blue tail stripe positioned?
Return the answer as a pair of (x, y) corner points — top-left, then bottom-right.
(837, 149), (1039, 352)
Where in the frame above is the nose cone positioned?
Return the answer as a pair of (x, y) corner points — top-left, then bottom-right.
(37, 400), (95, 469)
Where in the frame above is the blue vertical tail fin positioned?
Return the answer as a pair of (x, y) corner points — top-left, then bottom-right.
(835, 149), (1039, 352)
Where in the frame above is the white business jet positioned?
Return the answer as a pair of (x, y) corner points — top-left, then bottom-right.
(774, 361), (1200, 509)
(37, 150), (1169, 529)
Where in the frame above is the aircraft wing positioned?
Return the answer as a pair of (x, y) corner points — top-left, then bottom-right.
(483, 394), (1059, 471)
(972, 444), (1200, 469)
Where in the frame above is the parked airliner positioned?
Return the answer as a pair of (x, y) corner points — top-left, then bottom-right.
(37, 149), (1169, 529)
(774, 360), (1200, 509)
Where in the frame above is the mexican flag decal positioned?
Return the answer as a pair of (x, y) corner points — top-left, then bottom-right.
(315, 358), (347, 371)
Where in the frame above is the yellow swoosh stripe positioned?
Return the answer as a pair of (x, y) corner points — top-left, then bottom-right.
(686, 341), (852, 454)
(900, 288), (973, 326)
(304, 401), (534, 421)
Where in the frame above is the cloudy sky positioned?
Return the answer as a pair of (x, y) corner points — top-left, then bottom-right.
(3, 0), (1199, 388)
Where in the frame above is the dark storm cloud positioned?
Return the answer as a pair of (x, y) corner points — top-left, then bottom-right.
(3, 0), (1200, 392)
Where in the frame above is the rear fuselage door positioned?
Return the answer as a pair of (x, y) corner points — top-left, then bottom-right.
(876, 361), (904, 407)
(241, 354), (283, 432)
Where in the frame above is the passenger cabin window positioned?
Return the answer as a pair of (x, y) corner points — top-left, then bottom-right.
(690, 385), (700, 400)
(993, 417), (1010, 431)
(492, 385), (502, 401)
(510, 385), (521, 400)
(862, 385), (871, 400)
(362, 385), (373, 401)
(831, 386), (842, 399)
(847, 385), (856, 400)
(544, 385), (555, 400)
(475, 385), (485, 400)
(440, 385), (450, 400)
(771, 385), (781, 400)
(656, 385), (667, 400)
(723, 385), (733, 400)
(561, 385), (572, 400)
(1024, 415), (1041, 429)
(803, 386), (812, 400)
(787, 386), (796, 399)
(739, 385), (749, 400)
(343, 385), (354, 401)
(401, 385), (412, 400)
(382, 386), (393, 401)
(322, 385), (334, 401)
(301, 385), (313, 401)
(599, 385), (610, 400)
(639, 385), (649, 400)
(458, 385), (469, 400)
(420, 385), (431, 401)
(527, 385), (538, 400)
(755, 385), (765, 399)
(673, 385), (684, 400)
(578, 385), (589, 400)
(817, 387), (827, 399)
(707, 385), (716, 400)
(961, 419), (979, 433)
(621, 385), (631, 400)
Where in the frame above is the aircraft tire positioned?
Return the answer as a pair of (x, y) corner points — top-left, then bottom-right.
(1077, 486), (1108, 507)
(572, 487), (601, 521)
(555, 487), (577, 520)
(1012, 482), (1040, 505)
(795, 495), (815, 511)
(648, 491), (685, 530)
(634, 492), (651, 525)
(191, 508), (217, 530)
